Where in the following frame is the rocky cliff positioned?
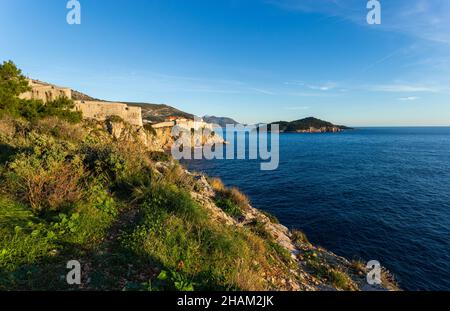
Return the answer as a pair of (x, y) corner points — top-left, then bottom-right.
(105, 118), (225, 152)
(173, 167), (398, 291)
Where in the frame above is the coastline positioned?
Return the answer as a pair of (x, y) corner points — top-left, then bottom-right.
(179, 163), (400, 291)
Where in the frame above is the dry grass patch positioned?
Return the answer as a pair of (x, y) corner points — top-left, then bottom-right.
(291, 229), (310, 245)
(228, 187), (250, 210)
(210, 177), (225, 192)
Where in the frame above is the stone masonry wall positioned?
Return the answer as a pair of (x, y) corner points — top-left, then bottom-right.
(74, 100), (143, 127)
(19, 80), (72, 103)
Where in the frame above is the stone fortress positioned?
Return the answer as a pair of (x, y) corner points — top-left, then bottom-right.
(20, 80), (217, 133)
(75, 100), (143, 127)
(19, 80), (72, 103)
(21, 80), (143, 127)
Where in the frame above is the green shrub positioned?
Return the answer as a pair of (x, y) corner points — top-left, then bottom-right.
(269, 241), (292, 264)
(5, 134), (84, 214)
(304, 253), (353, 290)
(90, 183), (118, 217)
(123, 269), (195, 292)
(106, 115), (124, 123)
(82, 143), (127, 184)
(149, 151), (170, 162)
(248, 219), (271, 240)
(147, 184), (205, 221)
(143, 124), (156, 136)
(329, 269), (352, 290)
(160, 163), (196, 192)
(34, 117), (85, 142)
(155, 269), (195, 291)
(0, 197), (59, 272)
(39, 97), (82, 124)
(291, 230), (309, 245)
(227, 187), (250, 210)
(350, 260), (366, 274)
(210, 178), (249, 218)
(215, 197), (243, 218)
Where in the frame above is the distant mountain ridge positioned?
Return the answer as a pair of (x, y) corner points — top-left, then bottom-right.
(124, 102), (195, 123)
(71, 89), (195, 123)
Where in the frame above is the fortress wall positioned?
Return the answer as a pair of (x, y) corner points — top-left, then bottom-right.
(122, 105), (143, 126)
(152, 121), (175, 129)
(20, 80), (143, 127)
(19, 80), (72, 103)
(176, 120), (214, 131)
(75, 101), (143, 127)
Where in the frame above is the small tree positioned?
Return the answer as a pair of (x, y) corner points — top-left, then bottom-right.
(0, 60), (31, 115)
(42, 96), (82, 123)
(0, 60), (82, 123)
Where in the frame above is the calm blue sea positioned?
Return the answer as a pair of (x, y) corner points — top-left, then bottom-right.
(183, 127), (450, 291)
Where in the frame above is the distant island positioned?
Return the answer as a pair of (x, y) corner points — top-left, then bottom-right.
(257, 117), (352, 133)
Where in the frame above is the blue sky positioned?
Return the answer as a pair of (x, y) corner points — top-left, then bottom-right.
(1, 0), (449, 126)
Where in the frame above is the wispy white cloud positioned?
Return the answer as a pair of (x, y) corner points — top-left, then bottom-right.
(398, 96), (420, 101)
(284, 81), (338, 91)
(285, 78), (447, 96)
(248, 87), (276, 95)
(267, 0), (450, 44)
(370, 84), (438, 93)
(96, 70), (280, 96)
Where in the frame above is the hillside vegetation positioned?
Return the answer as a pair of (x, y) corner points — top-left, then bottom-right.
(0, 117), (299, 290)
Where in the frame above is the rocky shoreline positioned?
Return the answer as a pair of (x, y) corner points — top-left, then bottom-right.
(105, 118), (399, 291)
(156, 161), (399, 291)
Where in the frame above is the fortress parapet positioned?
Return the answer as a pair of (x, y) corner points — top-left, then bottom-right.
(19, 80), (72, 103)
(74, 101), (143, 127)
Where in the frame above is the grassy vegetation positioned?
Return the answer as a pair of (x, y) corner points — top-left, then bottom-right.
(303, 250), (354, 291)
(291, 230), (310, 245)
(209, 177), (250, 219)
(143, 123), (157, 136)
(0, 113), (300, 290)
